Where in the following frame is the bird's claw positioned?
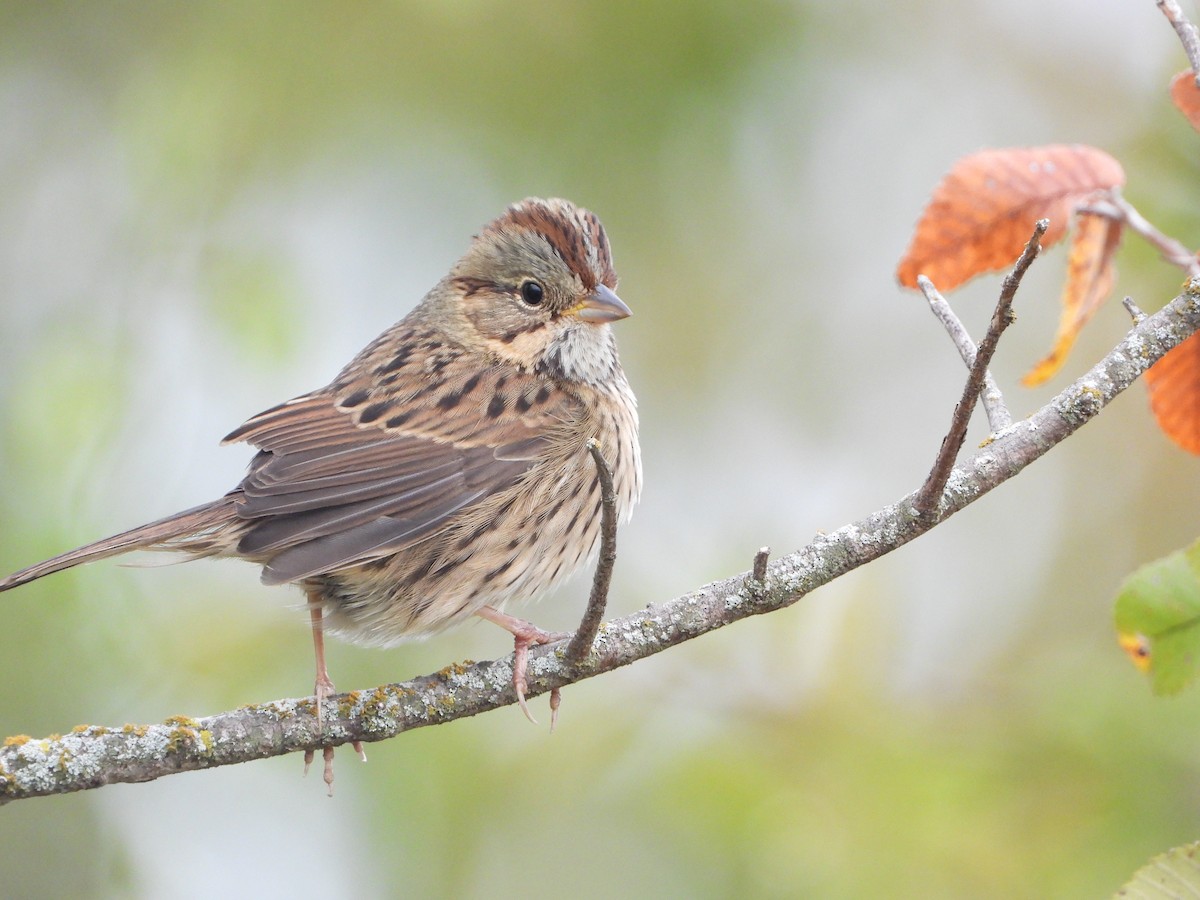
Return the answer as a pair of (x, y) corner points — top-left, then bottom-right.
(477, 606), (569, 727)
(306, 667), (365, 794)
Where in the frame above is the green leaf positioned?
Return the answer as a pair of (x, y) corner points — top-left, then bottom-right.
(1114, 539), (1200, 695)
(1115, 840), (1200, 898)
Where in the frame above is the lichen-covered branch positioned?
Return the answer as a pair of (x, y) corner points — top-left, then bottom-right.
(4, 282), (1200, 804)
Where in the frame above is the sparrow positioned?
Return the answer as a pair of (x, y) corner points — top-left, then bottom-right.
(0, 197), (642, 782)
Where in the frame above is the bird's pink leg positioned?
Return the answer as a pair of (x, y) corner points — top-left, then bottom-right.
(476, 605), (569, 725)
(303, 592), (366, 794)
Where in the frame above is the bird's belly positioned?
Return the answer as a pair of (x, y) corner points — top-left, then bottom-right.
(311, 467), (609, 647)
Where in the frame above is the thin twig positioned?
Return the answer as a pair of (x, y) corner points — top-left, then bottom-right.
(1122, 296), (1147, 324)
(1080, 194), (1200, 277)
(566, 439), (619, 663)
(752, 547), (770, 585)
(912, 219), (1047, 517)
(918, 276), (1013, 431)
(1159, 0), (1200, 80)
(746, 546), (771, 600)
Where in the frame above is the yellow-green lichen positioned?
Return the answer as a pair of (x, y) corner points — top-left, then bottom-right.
(165, 727), (198, 755)
(3, 735), (30, 747)
(163, 715), (200, 728)
(67, 724), (108, 736)
(361, 687), (391, 720)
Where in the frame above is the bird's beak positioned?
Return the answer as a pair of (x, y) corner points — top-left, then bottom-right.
(575, 284), (632, 323)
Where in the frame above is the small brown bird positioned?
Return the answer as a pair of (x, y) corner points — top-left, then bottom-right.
(0, 197), (641, 755)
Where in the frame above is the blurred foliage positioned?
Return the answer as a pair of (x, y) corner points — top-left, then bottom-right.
(1117, 840), (1200, 898)
(1, 1), (1199, 898)
(0, 1), (799, 214)
(204, 249), (304, 363)
(1115, 538), (1200, 696)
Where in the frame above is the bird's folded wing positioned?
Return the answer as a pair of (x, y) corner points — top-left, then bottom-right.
(220, 365), (576, 584)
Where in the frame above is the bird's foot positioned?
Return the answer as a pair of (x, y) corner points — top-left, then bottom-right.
(477, 606), (569, 725)
(302, 669), (366, 796)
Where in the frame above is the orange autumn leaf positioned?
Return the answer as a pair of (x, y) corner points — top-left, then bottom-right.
(1170, 70), (1200, 134)
(896, 144), (1125, 291)
(1145, 331), (1200, 455)
(1022, 212), (1122, 386)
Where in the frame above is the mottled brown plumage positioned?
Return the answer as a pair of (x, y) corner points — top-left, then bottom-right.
(0, 198), (641, 764)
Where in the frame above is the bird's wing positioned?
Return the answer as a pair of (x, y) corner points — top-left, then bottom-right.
(221, 358), (575, 585)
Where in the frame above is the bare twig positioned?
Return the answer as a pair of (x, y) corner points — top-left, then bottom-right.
(913, 220), (1048, 517)
(5, 281), (1199, 803)
(1081, 194), (1200, 277)
(746, 546), (771, 600)
(752, 547), (770, 585)
(918, 275), (1013, 431)
(1159, 0), (1200, 81)
(1122, 296), (1147, 324)
(566, 439), (619, 663)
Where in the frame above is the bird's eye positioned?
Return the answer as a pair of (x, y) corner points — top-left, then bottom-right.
(519, 280), (545, 306)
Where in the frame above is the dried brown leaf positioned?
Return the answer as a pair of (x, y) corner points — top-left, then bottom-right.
(1170, 70), (1200, 134)
(1021, 212), (1122, 386)
(897, 145), (1125, 291)
(1145, 331), (1200, 455)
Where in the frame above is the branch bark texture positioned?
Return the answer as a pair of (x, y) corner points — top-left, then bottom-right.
(4, 282), (1200, 804)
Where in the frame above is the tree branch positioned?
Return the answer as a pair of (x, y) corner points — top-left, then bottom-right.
(5, 279), (1200, 804)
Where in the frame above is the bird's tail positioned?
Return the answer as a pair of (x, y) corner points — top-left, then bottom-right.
(0, 497), (239, 592)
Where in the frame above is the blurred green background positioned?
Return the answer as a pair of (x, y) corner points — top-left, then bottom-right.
(1, 1), (1198, 897)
